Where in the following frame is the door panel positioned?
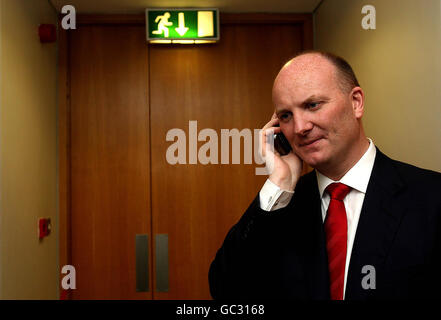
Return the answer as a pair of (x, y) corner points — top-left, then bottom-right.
(69, 26), (152, 299)
(66, 18), (309, 300)
(150, 23), (304, 299)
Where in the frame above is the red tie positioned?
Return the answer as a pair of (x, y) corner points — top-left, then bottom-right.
(324, 182), (351, 300)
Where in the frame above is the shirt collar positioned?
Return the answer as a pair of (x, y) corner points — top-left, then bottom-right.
(316, 138), (376, 198)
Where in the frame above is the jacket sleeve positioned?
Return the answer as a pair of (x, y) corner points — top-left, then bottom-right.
(208, 193), (293, 299)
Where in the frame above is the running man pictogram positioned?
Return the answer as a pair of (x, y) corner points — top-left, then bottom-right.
(152, 12), (173, 37)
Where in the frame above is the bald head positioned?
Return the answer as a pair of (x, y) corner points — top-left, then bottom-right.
(274, 51), (360, 95)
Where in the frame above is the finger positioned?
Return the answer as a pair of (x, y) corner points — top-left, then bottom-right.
(262, 117), (280, 130)
(265, 126), (281, 135)
(259, 127), (277, 157)
(263, 130), (279, 175)
(259, 128), (267, 158)
(262, 120), (281, 132)
(262, 126), (283, 158)
(258, 129), (264, 158)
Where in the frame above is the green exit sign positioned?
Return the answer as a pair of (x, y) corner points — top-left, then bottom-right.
(146, 8), (219, 43)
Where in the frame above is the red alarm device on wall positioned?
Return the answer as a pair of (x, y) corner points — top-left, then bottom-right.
(38, 218), (51, 239)
(38, 24), (56, 43)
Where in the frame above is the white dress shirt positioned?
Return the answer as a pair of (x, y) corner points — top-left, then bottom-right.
(259, 138), (376, 299)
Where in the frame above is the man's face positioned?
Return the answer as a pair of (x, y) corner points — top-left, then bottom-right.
(272, 54), (363, 171)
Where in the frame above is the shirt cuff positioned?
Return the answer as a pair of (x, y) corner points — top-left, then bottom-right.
(259, 179), (294, 212)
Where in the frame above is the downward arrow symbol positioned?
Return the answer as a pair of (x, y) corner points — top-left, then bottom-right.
(175, 12), (189, 36)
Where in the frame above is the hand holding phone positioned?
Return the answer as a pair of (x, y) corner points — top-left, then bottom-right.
(260, 114), (303, 191)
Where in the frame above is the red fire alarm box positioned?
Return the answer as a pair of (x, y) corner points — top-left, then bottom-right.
(38, 218), (51, 239)
(38, 24), (57, 43)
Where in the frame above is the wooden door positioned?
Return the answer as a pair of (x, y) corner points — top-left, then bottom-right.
(69, 25), (152, 299)
(150, 21), (306, 299)
(62, 14), (311, 300)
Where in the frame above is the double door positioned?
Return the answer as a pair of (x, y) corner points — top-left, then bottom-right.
(62, 14), (311, 299)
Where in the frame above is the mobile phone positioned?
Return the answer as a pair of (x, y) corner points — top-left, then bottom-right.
(274, 124), (292, 156)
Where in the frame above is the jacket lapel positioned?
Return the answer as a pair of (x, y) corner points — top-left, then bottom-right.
(345, 148), (407, 300)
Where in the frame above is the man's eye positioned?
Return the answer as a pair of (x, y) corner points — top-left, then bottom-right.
(279, 113), (292, 122)
(306, 102), (320, 109)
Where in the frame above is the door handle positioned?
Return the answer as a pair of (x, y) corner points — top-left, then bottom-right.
(155, 234), (169, 292)
(135, 234), (149, 292)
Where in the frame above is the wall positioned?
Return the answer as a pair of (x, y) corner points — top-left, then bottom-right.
(315, 0), (441, 172)
(0, 0), (58, 299)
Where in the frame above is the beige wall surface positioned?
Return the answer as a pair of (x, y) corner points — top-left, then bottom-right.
(315, 0), (441, 172)
(0, 0), (58, 299)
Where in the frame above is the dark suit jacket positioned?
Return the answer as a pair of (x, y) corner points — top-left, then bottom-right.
(209, 148), (441, 300)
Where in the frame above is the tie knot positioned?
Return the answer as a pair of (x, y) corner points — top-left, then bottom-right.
(325, 183), (351, 201)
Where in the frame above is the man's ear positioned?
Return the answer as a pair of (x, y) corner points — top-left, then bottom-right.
(351, 87), (364, 119)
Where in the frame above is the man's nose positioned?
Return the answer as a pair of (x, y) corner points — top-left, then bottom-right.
(293, 113), (313, 136)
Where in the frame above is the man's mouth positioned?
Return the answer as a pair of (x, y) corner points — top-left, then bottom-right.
(300, 138), (322, 147)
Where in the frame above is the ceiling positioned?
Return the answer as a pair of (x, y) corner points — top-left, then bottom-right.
(50, 0), (322, 14)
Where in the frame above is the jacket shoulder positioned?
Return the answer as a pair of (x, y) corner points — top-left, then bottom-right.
(388, 156), (441, 185)
(378, 151), (441, 200)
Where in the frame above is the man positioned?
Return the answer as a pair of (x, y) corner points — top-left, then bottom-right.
(209, 51), (441, 300)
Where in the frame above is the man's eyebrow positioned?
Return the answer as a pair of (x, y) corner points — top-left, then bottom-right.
(275, 108), (291, 116)
(275, 95), (330, 114)
(302, 94), (328, 102)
